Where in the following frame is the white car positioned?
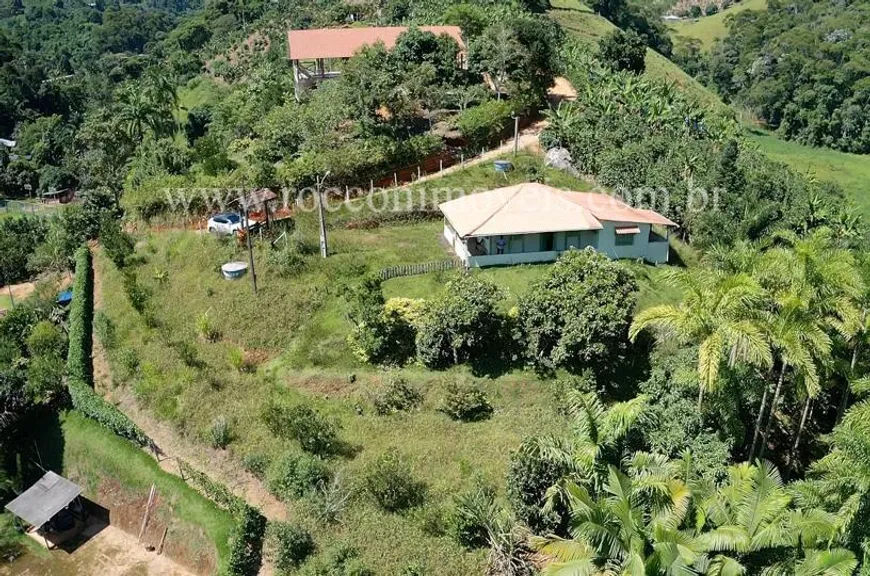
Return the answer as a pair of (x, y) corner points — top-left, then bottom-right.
(207, 213), (244, 235)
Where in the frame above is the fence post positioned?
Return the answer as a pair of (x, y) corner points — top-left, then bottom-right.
(394, 173), (398, 187)
(440, 159), (443, 172)
(345, 186), (350, 202)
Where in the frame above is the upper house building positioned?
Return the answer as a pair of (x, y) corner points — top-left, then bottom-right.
(287, 26), (466, 100)
(440, 183), (678, 267)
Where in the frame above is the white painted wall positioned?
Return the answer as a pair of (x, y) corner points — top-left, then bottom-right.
(444, 220), (670, 267)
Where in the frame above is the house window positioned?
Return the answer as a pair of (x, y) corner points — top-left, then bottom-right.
(541, 233), (555, 252)
(615, 226), (640, 246)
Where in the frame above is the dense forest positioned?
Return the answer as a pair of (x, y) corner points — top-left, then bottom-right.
(675, 0), (870, 153)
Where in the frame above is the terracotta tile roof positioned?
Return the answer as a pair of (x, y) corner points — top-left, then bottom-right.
(439, 184), (677, 238)
(288, 26), (464, 61)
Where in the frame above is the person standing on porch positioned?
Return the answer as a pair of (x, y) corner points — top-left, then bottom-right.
(496, 236), (507, 255)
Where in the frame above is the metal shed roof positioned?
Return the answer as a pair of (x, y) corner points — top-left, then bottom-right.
(5, 471), (82, 528)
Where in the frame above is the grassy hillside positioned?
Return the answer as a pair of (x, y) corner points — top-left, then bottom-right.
(750, 130), (870, 219)
(668, 0), (767, 50)
(94, 155), (687, 574)
(548, 1), (727, 111)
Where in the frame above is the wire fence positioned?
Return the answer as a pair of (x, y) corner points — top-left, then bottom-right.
(379, 259), (461, 281)
(0, 199), (65, 217)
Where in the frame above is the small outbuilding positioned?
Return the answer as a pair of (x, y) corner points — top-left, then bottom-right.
(439, 183), (678, 267)
(5, 471), (85, 547)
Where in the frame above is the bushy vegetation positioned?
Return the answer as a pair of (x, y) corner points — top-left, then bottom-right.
(676, 0), (870, 153)
(267, 522), (316, 573)
(541, 41), (862, 249)
(517, 249), (638, 377)
(363, 451), (427, 513)
(266, 451), (331, 501)
(371, 376), (424, 416)
(262, 402), (342, 457)
(440, 382), (494, 422)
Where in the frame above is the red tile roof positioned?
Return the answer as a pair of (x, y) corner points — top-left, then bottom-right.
(288, 26), (465, 61)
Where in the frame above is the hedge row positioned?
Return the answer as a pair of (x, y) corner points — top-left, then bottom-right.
(178, 459), (266, 576)
(67, 247), (93, 385)
(66, 246), (150, 446)
(67, 246), (264, 575)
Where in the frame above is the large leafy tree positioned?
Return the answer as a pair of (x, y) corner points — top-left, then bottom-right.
(520, 249), (638, 377)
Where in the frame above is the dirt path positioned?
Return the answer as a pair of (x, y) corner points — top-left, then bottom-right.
(91, 247), (287, 517)
(5, 524), (194, 576)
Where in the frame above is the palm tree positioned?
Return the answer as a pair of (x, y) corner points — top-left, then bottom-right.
(754, 230), (862, 462)
(694, 461), (853, 575)
(532, 388), (647, 482)
(534, 459), (702, 575)
(630, 268), (772, 410)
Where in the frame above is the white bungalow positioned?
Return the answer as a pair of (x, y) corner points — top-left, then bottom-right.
(439, 183), (677, 267)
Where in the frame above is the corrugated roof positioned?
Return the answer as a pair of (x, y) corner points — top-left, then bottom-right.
(439, 184), (677, 238)
(288, 26), (464, 61)
(5, 471), (82, 528)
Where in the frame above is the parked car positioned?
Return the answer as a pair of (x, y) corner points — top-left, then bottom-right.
(207, 213), (244, 235)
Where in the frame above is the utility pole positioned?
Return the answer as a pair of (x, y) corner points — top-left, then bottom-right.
(316, 172), (331, 258)
(512, 113), (520, 156)
(239, 193), (258, 295)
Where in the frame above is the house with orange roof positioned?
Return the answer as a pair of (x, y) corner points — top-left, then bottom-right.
(439, 183), (677, 267)
(287, 26), (465, 100)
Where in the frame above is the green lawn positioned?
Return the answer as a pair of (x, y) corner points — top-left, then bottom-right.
(749, 130), (870, 219)
(668, 0), (768, 51)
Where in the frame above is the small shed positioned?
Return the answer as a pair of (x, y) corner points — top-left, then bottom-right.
(237, 188), (278, 227)
(5, 471), (84, 546)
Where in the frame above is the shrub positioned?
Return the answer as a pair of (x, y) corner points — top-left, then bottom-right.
(122, 272), (148, 313)
(66, 246), (149, 446)
(456, 99), (512, 148)
(227, 347), (250, 372)
(266, 451), (331, 501)
(411, 504), (450, 537)
(196, 310), (221, 342)
(115, 347), (140, 381)
(345, 275), (416, 366)
(262, 403), (341, 456)
(400, 563), (427, 576)
(67, 246), (93, 385)
(210, 416), (231, 449)
(297, 544), (373, 576)
(27, 320), (66, 357)
(267, 245), (307, 278)
(0, 513), (20, 560)
(440, 382), (493, 422)
(452, 480), (500, 549)
(268, 522), (315, 573)
(363, 451), (426, 512)
(598, 29), (647, 74)
(307, 475), (351, 525)
(506, 439), (571, 534)
(243, 453), (270, 480)
(94, 311), (116, 350)
(100, 216), (134, 268)
(228, 505), (267, 576)
(371, 376), (423, 415)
